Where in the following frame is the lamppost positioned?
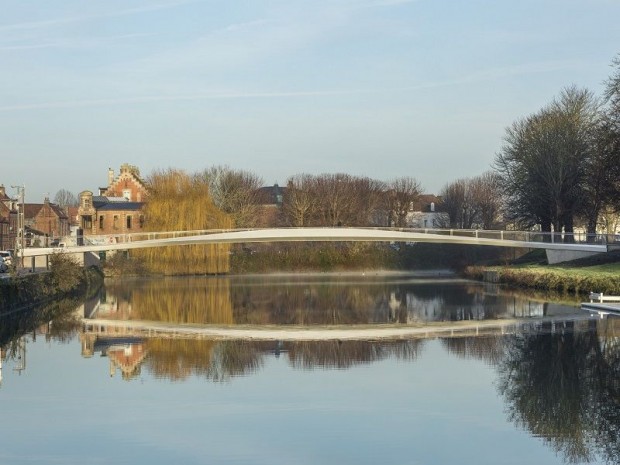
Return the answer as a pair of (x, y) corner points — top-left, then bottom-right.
(11, 185), (25, 269)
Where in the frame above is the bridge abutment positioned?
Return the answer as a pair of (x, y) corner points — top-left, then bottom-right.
(545, 249), (603, 265)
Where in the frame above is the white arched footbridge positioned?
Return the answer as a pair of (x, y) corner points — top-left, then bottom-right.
(19, 227), (615, 265)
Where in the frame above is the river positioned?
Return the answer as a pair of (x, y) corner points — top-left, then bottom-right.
(1, 272), (618, 465)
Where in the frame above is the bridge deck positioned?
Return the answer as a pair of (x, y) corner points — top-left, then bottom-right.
(22, 227), (612, 257)
(82, 314), (596, 342)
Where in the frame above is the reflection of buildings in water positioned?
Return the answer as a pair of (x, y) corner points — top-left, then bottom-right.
(80, 333), (161, 379)
(77, 289), (133, 320)
(405, 292), (491, 322)
(405, 291), (547, 322)
(405, 293), (445, 322)
(107, 343), (147, 380)
(80, 335), (147, 380)
(96, 293), (133, 320)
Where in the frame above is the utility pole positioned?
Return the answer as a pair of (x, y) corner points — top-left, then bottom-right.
(11, 184), (25, 269)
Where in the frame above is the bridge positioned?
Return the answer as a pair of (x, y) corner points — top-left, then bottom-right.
(18, 227), (616, 265)
(81, 313), (597, 342)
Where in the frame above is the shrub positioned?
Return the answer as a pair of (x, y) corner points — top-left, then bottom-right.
(49, 252), (83, 293)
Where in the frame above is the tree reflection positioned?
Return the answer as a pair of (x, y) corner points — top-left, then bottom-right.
(497, 318), (620, 464)
(1, 297), (83, 351)
(441, 336), (504, 366)
(119, 338), (425, 381)
(144, 339), (263, 382)
(114, 277), (234, 324)
(286, 340), (424, 369)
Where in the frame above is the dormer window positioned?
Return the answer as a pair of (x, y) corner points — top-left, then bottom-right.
(430, 202), (435, 212)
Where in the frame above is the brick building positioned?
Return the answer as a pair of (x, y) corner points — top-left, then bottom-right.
(79, 164), (148, 237)
(0, 185), (18, 250)
(101, 163), (147, 201)
(23, 197), (70, 240)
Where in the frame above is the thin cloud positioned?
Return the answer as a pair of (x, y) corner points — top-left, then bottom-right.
(0, 33), (155, 51)
(0, 0), (205, 32)
(357, 0), (420, 8)
(0, 60), (582, 112)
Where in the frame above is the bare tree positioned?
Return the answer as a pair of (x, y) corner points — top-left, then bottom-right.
(438, 179), (471, 228)
(53, 189), (78, 208)
(469, 171), (504, 229)
(281, 173), (384, 227)
(384, 177), (422, 227)
(438, 172), (503, 230)
(283, 174), (317, 227)
(202, 166), (263, 228)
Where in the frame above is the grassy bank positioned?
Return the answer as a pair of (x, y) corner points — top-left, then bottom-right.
(464, 251), (620, 295)
(0, 254), (103, 311)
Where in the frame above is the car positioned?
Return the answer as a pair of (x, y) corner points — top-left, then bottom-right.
(0, 256), (7, 273)
(0, 250), (13, 267)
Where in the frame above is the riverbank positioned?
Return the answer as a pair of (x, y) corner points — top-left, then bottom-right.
(464, 251), (620, 295)
(0, 255), (103, 312)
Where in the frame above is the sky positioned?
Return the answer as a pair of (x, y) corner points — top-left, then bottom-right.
(1, 0), (619, 202)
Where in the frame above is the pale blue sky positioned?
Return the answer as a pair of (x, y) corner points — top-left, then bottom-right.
(1, 0), (619, 202)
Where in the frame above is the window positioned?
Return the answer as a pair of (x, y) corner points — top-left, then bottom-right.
(99, 216), (104, 230)
(126, 215), (132, 229)
(113, 215), (119, 230)
(83, 198), (91, 209)
(123, 189), (131, 200)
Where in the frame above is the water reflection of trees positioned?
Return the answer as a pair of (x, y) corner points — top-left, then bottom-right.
(441, 336), (505, 366)
(138, 339), (424, 380)
(1, 298), (82, 351)
(104, 276), (411, 325)
(101, 276), (578, 327)
(105, 277), (234, 324)
(144, 339), (263, 382)
(0, 297), (83, 377)
(230, 280), (394, 325)
(497, 318), (620, 464)
(287, 340), (424, 369)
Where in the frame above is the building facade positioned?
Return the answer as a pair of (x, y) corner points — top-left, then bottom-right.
(101, 164), (147, 202)
(0, 185), (18, 250)
(79, 164), (148, 237)
(406, 194), (448, 229)
(23, 197), (70, 240)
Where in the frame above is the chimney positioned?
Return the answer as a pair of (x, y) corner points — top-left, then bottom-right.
(108, 168), (114, 187)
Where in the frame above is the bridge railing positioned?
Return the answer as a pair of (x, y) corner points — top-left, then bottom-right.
(81, 228), (244, 246)
(77, 227), (616, 248)
(372, 227), (613, 245)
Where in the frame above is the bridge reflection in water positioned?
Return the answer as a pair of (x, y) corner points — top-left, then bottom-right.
(73, 273), (615, 385)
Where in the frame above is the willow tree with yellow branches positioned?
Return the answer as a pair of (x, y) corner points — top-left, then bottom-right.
(136, 168), (233, 275)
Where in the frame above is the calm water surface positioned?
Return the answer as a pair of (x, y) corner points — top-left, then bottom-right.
(1, 273), (618, 465)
